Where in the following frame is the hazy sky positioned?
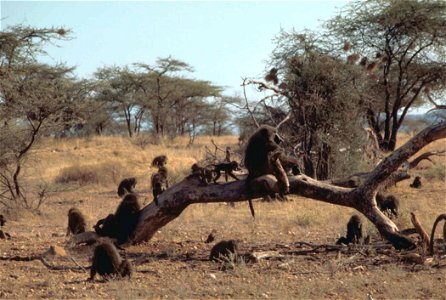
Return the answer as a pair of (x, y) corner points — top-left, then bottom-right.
(1, 1), (349, 96)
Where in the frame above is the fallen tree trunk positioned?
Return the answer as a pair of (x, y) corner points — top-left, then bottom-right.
(131, 122), (446, 250)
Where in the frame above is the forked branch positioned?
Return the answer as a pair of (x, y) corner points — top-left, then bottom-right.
(131, 122), (446, 250)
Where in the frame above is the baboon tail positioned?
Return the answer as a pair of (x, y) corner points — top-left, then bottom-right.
(248, 199), (255, 218)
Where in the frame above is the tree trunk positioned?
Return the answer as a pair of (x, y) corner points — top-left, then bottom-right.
(124, 122), (446, 249)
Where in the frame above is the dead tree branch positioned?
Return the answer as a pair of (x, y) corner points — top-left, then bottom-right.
(409, 150), (446, 169)
(115, 123), (446, 250)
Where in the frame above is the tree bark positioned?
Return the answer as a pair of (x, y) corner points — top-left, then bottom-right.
(131, 122), (446, 249)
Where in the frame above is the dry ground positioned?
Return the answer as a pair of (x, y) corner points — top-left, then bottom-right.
(0, 134), (445, 299)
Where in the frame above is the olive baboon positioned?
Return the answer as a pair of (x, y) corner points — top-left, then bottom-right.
(66, 208), (87, 236)
(429, 213), (446, 255)
(244, 125), (299, 217)
(89, 241), (132, 281)
(213, 161), (240, 183)
(0, 214), (5, 227)
(151, 155), (167, 168)
(209, 240), (238, 262)
(190, 163), (214, 185)
(94, 194), (141, 245)
(410, 176), (422, 188)
(117, 177), (137, 198)
(205, 232), (216, 243)
(336, 215), (363, 245)
(94, 214), (117, 238)
(151, 166), (169, 206)
(376, 193), (399, 218)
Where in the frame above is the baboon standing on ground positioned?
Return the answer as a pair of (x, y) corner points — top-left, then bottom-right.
(410, 176), (422, 188)
(117, 177), (137, 197)
(89, 241), (132, 281)
(336, 215), (363, 245)
(244, 125), (300, 217)
(151, 166), (169, 206)
(66, 208), (87, 236)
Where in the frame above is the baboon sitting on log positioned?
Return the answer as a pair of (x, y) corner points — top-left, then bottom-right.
(410, 176), (422, 189)
(89, 241), (132, 281)
(190, 163), (214, 185)
(336, 215), (363, 245)
(244, 125), (301, 217)
(151, 155), (167, 168)
(94, 193), (141, 245)
(66, 208), (87, 236)
(117, 177), (137, 198)
(151, 166), (169, 206)
(213, 161), (240, 183)
(376, 193), (399, 218)
(209, 240), (238, 262)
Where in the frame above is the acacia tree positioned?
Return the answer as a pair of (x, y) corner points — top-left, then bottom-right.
(0, 26), (82, 209)
(327, 0), (446, 151)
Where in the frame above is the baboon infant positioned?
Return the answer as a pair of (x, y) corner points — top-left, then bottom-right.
(190, 163), (214, 185)
(89, 241), (132, 281)
(66, 207), (87, 236)
(213, 161), (240, 183)
(117, 177), (137, 197)
(336, 215), (363, 245)
(209, 240), (238, 262)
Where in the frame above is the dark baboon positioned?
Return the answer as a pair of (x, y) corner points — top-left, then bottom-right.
(336, 215), (363, 245)
(265, 68), (279, 85)
(244, 125), (299, 217)
(410, 176), (422, 189)
(94, 214), (118, 238)
(190, 163), (214, 185)
(66, 208), (87, 236)
(151, 155), (168, 168)
(359, 56), (368, 66)
(151, 166), (169, 206)
(0, 214), (5, 227)
(205, 232), (216, 243)
(376, 193), (399, 218)
(89, 241), (132, 281)
(429, 213), (446, 255)
(114, 193), (141, 245)
(117, 177), (137, 198)
(209, 240), (238, 262)
(213, 161), (240, 183)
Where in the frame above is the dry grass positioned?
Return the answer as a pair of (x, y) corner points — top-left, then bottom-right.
(0, 134), (445, 299)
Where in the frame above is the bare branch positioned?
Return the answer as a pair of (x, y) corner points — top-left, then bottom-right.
(409, 150), (446, 169)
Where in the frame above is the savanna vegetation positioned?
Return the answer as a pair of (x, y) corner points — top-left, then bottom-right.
(1, 0), (445, 298)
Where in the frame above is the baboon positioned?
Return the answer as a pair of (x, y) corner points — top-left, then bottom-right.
(376, 193), (399, 218)
(209, 240), (238, 262)
(66, 208), (87, 236)
(94, 214), (117, 238)
(151, 155), (167, 168)
(151, 166), (169, 206)
(0, 214), (5, 227)
(117, 177), (137, 198)
(89, 241), (132, 281)
(114, 193), (141, 244)
(213, 161), (240, 183)
(205, 232), (216, 243)
(225, 147), (231, 162)
(410, 176), (422, 189)
(244, 125), (299, 217)
(94, 194), (141, 245)
(429, 213), (446, 255)
(0, 214), (10, 239)
(336, 215), (363, 245)
(190, 163), (214, 185)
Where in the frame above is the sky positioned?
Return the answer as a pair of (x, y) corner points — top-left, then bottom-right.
(1, 0), (350, 97)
